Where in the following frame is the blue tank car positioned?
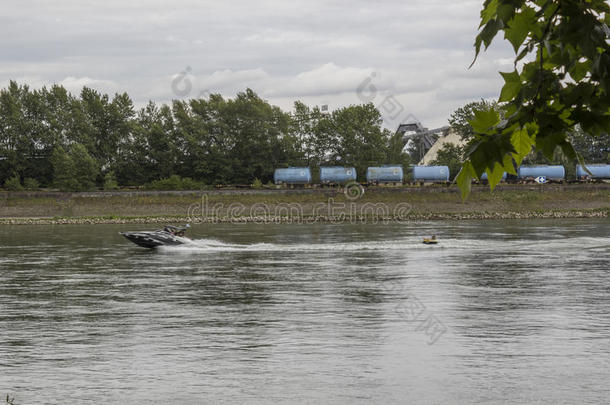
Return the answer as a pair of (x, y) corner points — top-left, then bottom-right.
(366, 166), (403, 183)
(480, 172), (507, 181)
(576, 164), (610, 179)
(412, 166), (450, 182)
(319, 166), (357, 184)
(518, 165), (565, 181)
(273, 167), (312, 185)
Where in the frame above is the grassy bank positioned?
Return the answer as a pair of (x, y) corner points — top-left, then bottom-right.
(0, 185), (608, 224)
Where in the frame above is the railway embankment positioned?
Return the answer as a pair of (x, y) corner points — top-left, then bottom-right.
(1, 184), (608, 224)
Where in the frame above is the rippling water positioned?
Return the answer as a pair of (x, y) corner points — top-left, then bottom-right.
(1, 219), (609, 404)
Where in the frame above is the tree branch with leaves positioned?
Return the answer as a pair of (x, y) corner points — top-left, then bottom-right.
(457, 0), (610, 198)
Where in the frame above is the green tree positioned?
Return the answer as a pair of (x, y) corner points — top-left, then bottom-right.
(38, 85), (82, 185)
(51, 145), (79, 191)
(385, 130), (412, 170)
(0, 82), (23, 186)
(458, 0), (610, 197)
(70, 143), (99, 191)
(51, 144), (98, 191)
(220, 89), (293, 184)
(174, 97), (224, 184)
(289, 102), (398, 176)
(290, 101), (327, 166)
(0, 82), (51, 186)
(325, 104), (390, 179)
(80, 88), (135, 171)
(116, 101), (177, 186)
(0, 82), (407, 188)
(172, 89), (295, 185)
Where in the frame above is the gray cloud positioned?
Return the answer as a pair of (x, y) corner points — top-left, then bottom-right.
(1, 0), (514, 128)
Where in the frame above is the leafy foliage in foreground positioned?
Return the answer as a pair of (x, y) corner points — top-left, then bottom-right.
(459, 0), (610, 198)
(447, 100), (610, 176)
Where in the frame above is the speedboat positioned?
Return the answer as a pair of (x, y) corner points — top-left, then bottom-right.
(120, 225), (191, 248)
(423, 237), (438, 245)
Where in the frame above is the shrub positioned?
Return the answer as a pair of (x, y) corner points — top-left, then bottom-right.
(103, 172), (119, 190)
(23, 178), (40, 190)
(70, 144), (99, 191)
(252, 178), (263, 189)
(180, 177), (204, 190)
(3, 175), (23, 191)
(144, 175), (203, 190)
(51, 144), (99, 191)
(51, 146), (78, 191)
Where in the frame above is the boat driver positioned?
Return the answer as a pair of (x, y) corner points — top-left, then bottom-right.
(165, 224), (190, 236)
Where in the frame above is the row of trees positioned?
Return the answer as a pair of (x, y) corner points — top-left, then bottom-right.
(0, 82), (409, 191)
(2, 81), (606, 191)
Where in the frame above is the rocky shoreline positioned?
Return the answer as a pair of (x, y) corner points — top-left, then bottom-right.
(1, 209), (607, 225)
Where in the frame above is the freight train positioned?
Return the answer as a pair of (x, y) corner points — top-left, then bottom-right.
(273, 164), (610, 186)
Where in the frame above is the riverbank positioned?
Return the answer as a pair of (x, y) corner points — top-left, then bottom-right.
(0, 210), (607, 225)
(1, 185), (608, 224)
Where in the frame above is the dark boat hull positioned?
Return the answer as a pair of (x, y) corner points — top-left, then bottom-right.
(120, 231), (188, 249)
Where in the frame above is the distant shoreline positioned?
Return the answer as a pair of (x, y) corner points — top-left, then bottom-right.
(1, 185), (608, 225)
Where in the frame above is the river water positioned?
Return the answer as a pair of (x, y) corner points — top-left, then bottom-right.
(1, 219), (609, 404)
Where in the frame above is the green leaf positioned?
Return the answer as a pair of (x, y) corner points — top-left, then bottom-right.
(510, 126), (535, 165)
(469, 143), (490, 177)
(456, 161), (476, 201)
(537, 131), (564, 159)
(470, 15), (504, 68)
(480, 0), (500, 26)
(486, 161), (504, 191)
(515, 41), (533, 63)
(469, 108), (500, 134)
(569, 61), (591, 82)
(480, 19), (503, 50)
(499, 70), (522, 102)
(505, 9), (534, 52)
(543, 39), (552, 58)
(503, 152), (517, 175)
(496, 4), (516, 24)
(558, 108), (573, 125)
(570, 110), (609, 137)
(471, 36), (483, 68)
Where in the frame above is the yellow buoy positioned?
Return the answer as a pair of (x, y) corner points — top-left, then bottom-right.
(423, 237), (438, 244)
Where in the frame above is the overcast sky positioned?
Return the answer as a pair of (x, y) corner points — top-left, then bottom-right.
(1, 0), (514, 129)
